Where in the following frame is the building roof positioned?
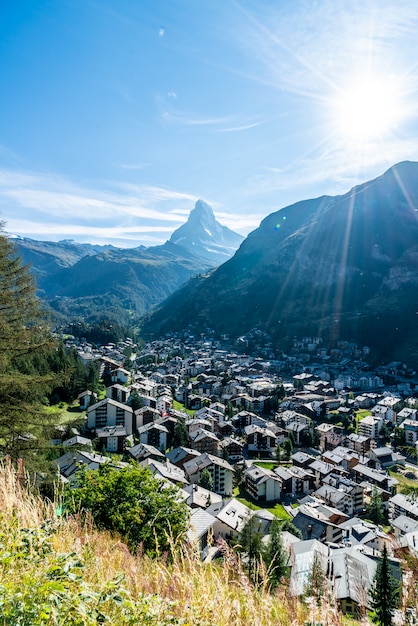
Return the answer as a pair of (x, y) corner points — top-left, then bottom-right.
(187, 508), (217, 543)
(330, 547), (377, 606)
(183, 483), (223, 509)
(391, 515), (418, 535)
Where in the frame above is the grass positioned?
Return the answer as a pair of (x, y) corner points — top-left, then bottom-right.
(45, 402), (86, 426)
(235, 486), (292, 520)
(254, 461), (277, 470)
(0, 460), (309, 626)
(389, 469), (418, 489)
(172, 399), (196, 416)
(3, 461), (418, 625)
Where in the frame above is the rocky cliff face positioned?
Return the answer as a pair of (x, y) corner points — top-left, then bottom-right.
(144, 161), (418, 364)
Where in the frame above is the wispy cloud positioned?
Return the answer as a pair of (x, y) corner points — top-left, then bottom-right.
(113, 161), (151, 171)
(161, 110), (233, 127)
(0, 168), (200, 246)
(217, 121), (262, 133)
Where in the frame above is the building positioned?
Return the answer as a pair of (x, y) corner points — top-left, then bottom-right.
(183, 453), (234, 496)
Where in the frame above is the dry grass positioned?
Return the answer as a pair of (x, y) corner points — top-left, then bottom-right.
(0, 459), (361, 626)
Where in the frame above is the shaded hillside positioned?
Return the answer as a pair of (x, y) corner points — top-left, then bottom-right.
(46, 242), (213, 324)
(143, 161), (418, 364)
(15, 237), (114, 279)
(13, 201), (243, 325)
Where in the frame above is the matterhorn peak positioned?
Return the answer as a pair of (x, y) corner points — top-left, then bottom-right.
(169, 200), (243, 266)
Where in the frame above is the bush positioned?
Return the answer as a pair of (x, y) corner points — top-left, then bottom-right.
(65, 462), (189, 557)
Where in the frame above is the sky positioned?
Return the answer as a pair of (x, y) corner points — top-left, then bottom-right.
(1, 0), (418, 248)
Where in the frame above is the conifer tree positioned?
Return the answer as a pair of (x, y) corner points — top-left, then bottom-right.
(369, 544), (400, 626)
(367, 486), (386, 525)
(305, 552), (326, 605)
(238, 513), (264, 584)
(263, 517), (289, 588)
(198, 468), (213, 491)
(0, 226), (57, 466)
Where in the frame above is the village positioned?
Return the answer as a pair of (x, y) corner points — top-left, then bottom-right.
(55, 330), (418, 619)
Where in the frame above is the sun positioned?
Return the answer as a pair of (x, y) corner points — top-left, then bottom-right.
(331, 74), (403, 143)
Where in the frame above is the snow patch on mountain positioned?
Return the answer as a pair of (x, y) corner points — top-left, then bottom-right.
(169, 200), (244, 266)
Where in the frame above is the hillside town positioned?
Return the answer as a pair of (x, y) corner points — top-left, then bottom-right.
(56, 330), (418, 620)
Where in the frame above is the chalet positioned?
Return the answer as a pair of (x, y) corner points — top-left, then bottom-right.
(78, 390), (97, 410)
(289, 539), (328, 596)
(391, 515), (418, 539)
(313, 483), (359, 517)
(366, 446), (400, 469)
(206, 498), (252, 540)
(139, 458), (189, 486)
(87, 398), (134, 436)
(134, 406), (161, 429)
(309, 459), (343, 489)
(329, 547), (378, 615)
(351, 464), (398, 497)
(96, 425), (131, 452)
(183, 483), (223, 509)
(166, 446), (201, 469)
(292, 501), (348, 543)
(56, 450), (124, 481)
(274, 464), (314, 497)
(126, 442), (165, 463)
(244, 424), (276, 456)
(190, 428), (220, 456)
(316, 423), (344, 451)
(111, 367), (130, 385)
(137, 422), (169, 451)
(106, 384), (131, 404)
(219, 436), (244, 461)
(291, 451), (317, 469)
(281, 410), (313, 445)
(62, 435), (93, 449)
(187, 508), (217, 559)
(345, 432), (371, 455)
(322, 474), (364, 513)
(389, 493), (418, 522)
(183, 453), (234, 496)
(243, 464), (282, 502)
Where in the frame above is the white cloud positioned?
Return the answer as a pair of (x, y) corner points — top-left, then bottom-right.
(0, 168), (200, 246)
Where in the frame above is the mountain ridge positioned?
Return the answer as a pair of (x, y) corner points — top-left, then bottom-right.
(14, 200), (243, 324)
(142, 161), (418, 365)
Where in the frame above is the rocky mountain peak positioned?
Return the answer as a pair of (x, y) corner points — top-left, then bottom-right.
(169, 200), (244, 265)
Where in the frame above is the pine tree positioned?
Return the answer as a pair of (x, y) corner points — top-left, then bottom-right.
(238, 513), (264, 584)
(305, 552), (326, 604)
(263, 517), (289, 589)
(198, 468), (213, 491)
(0, 227), (57, 467)
(369, 544), (400, 626)
(367, 485), (386, 525)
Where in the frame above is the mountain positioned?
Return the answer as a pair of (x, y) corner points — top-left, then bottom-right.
(170, 200), (244, 265)
(142, 161), (418, 365)
(15, 237), (115, 280)
(14, 201), (242, 325)
(42, 242), (213, 323)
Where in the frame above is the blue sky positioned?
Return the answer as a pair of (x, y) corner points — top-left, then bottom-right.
(1, 0), (418, 247)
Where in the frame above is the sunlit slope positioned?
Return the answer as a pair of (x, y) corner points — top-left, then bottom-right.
(143, 161), (418, 363)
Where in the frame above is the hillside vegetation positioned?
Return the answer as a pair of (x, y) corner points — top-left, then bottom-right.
(0, 460), (357, 626)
